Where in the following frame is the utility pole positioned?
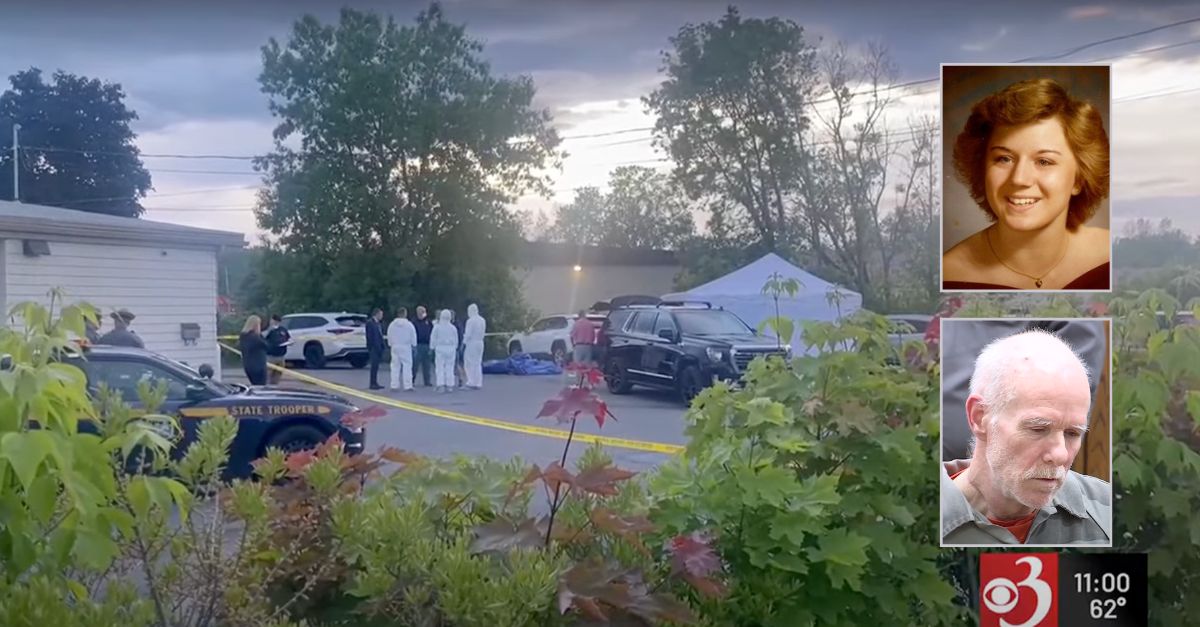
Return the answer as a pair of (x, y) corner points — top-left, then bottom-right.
(10, 123), (19, 201)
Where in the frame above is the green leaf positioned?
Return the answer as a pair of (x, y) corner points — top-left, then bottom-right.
(1112, 454), (1143, 488)
(158, 477), (193, 523)
(738, 465), (799, 507)
(127, 477), (151, 518)
(745, 398), (789, 427)
(66, 579), (89, 602)
(73, 526), (118, 570)
(1188, 391), (1200, 428)
(1147, 330), (1169, 360)
(1, 431), (55, 490)
(769, 510), (827, 546)
(27, 472), (59, 525)
(767, 553), (810, 574)
(910, 571), (957, 608)
(791, 474), (842, 515)
(872, 495), (916, 526)
(809, 529), (870, 567)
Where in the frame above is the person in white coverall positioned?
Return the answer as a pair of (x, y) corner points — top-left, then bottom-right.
(430, 309), (460, 392)
(463, 303), (487, 389)
(387, 307), (417, 391)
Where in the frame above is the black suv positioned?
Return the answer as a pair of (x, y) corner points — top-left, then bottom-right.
(601, 302), (789, 405)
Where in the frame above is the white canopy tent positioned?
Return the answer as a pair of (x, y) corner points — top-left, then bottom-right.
(661, 253), (862, 351)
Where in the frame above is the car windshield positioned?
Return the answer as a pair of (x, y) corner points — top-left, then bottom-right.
(674, 310), (752, 335)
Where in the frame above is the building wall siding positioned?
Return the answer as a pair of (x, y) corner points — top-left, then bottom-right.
(3, 239), (222, 374)
(516, 264), (680, 318)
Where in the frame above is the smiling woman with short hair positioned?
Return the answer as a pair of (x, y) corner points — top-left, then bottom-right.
(943, 77), (1111, 290)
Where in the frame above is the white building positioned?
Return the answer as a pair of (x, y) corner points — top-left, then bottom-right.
(0, 200), (246, 376)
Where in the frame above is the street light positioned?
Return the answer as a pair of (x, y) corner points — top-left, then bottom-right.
(573, 265), (582, 273)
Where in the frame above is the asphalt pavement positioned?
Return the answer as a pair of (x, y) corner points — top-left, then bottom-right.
(222, 363), (691, 474)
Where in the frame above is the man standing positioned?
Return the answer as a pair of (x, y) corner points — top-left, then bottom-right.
(463, 303), (487, 390)
(97, 309), (144, 349)
(365, 308), (386, 390)
(941, 329), (1111, 545)
(264, 314), (291, 384)
(413, 305), (434, 387)
(387, 307), (417, 391)
(569, 311), (598, 366)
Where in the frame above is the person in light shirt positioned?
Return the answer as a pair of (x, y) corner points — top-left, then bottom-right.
(941, 329), (1111, 545)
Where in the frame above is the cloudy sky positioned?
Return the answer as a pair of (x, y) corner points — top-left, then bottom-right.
(3, 0), (1199, 242)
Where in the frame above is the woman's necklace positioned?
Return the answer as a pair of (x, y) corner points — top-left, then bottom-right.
(985, 228), (1069, 288)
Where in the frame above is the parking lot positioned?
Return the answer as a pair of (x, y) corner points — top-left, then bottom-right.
(222, 363), (691, 474)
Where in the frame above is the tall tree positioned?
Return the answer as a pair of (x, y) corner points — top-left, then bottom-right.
(254, 4), (559, 329)
(800, 42), (899, 309)
(882, 115), (940, 310)
(602, 166), (695, 249)
(547, 186), (607, 244)
(644, 7), (820, 255)
(546, 166), (696, 249)
(0, 68), (151, 216)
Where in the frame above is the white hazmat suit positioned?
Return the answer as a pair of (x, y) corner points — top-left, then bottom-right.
(387, 314), (417, 390)
(463, 303), (486, 389)
(430, 309), (459, 391)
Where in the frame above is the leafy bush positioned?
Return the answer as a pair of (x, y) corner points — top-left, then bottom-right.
(650, 310), (964, 626)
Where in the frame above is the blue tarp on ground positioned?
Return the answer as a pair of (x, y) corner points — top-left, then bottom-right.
(482, 353), (563, 375)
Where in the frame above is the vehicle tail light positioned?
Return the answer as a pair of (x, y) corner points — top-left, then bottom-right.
(330, 328), (355, 335)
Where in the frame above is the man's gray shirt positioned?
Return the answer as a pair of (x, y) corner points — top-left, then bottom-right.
(97, 328), (144, 349)
(941, 460), (1112, 545)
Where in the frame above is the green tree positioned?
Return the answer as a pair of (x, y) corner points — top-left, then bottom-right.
(253, 4), (558, 330)
(547, 167), (696, 249)
(645, 7), (820, 256)
(0, 68), (152, 216)
(547, 186), (607, 244)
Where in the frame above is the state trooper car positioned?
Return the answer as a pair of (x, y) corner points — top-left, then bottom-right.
(64, 345), (366, 479)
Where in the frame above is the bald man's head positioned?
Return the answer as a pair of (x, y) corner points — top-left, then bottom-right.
(969, 328), (1091, 425)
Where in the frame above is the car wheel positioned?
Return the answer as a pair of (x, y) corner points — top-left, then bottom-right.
(605, 357), (633, 394)
(508, 341), (522, 355)
(265, 423), (330, 455)
(347, 353), (369, 369)
(304, 342), (326, 369)
(551, 341), (568, 365)
(678, 365), (706, 405)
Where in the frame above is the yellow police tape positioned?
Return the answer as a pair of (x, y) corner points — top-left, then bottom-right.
(217, 342), (683, 455)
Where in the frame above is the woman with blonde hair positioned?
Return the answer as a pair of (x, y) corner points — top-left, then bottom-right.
(238, 315), (269, 385)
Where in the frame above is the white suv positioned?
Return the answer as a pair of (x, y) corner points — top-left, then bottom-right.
(280, 312), (370, 369)
(507, 313), (608, 365)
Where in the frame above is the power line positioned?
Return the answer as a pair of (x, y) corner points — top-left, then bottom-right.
(1015, 16), (1200, 62)
(63, 185), (263, 205)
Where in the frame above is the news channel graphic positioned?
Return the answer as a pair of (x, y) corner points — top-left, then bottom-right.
(979, 552), (1146, 626)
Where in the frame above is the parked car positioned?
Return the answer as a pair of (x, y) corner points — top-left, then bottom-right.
(507, 312), (610, 365)
(280, 312), (370, 369)
(885, 314), (933, 346)
(602, 301), (788, 405)
(64, 345), (365, 479)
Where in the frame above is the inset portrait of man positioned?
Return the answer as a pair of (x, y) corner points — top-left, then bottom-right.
(941, 64), (1111, 291)
(940, 319), (1112, 546)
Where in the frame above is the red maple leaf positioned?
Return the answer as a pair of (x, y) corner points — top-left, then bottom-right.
(538, 386), (611, 428)
(283, 449), (316, 476)
(565, 362), (605, 386)
(666, 531), (722, 578)
(573, 464), (637, 497)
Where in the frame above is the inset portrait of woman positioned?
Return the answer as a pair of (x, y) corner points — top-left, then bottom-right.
(942, 65), (1111, 291)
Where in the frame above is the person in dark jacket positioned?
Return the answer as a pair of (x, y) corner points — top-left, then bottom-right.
(263, 314), (291, 384)
(366, 308), (386, 390)
(98, 309), (144, 349)
(413, 305), (434, 387)
(238, 315), (269, 386)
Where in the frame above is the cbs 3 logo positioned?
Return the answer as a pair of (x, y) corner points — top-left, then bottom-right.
(983, 555), (1053, 627)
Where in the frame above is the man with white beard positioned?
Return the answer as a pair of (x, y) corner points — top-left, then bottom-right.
(463, 303), (486, 389)
(941, 329), (1111, 545)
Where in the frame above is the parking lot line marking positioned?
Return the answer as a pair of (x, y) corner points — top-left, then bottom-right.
(218, 343), (684, 455)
